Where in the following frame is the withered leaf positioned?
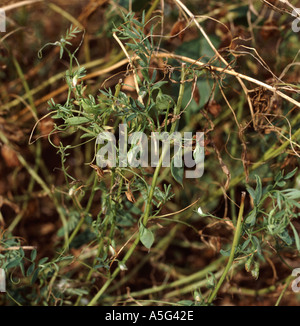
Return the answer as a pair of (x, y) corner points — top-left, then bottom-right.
(170, 19), (186, 41)
(90, 164), (104, 178)
(208, 100), (221, 117)
(192, 85), (200, 105)
(125, 186), (135, 203)
(212, 142), (231, 190)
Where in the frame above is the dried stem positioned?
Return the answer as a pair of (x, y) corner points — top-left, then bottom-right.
(113, 32), (144, 105)
(207, 192), (246, 304)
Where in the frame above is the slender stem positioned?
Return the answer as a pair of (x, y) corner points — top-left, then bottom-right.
(207, 192), (246, 304)
(104, 170), (117, 257)
(7, 141), (42, 233)
(229, 97), (244, 225)
(113, 32), (144, 105)
(6, 291), (22, 306)
(274, 275), (293, 306)
(47, 3), (84, 30)
(87, 234), (140, 306)
(166, 269), (225, 300)
(85, 172), (99, 213)
(170, 63), (186, 134)
(103, 79), (122, 126)
(63, 170), (99, 252)
(105, 256), (226, 301)
(12, 55), (38, 119)
(142, 154), (164, 225)
(227, 275), (292, 297)
(145, 0), (160, 22)
(87, 170), (116, 273)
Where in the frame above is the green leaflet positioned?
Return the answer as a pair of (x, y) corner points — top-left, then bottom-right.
(65, 116), (90, 125)
(139, 223), (154, 249)
(171, 157), (184, 187)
